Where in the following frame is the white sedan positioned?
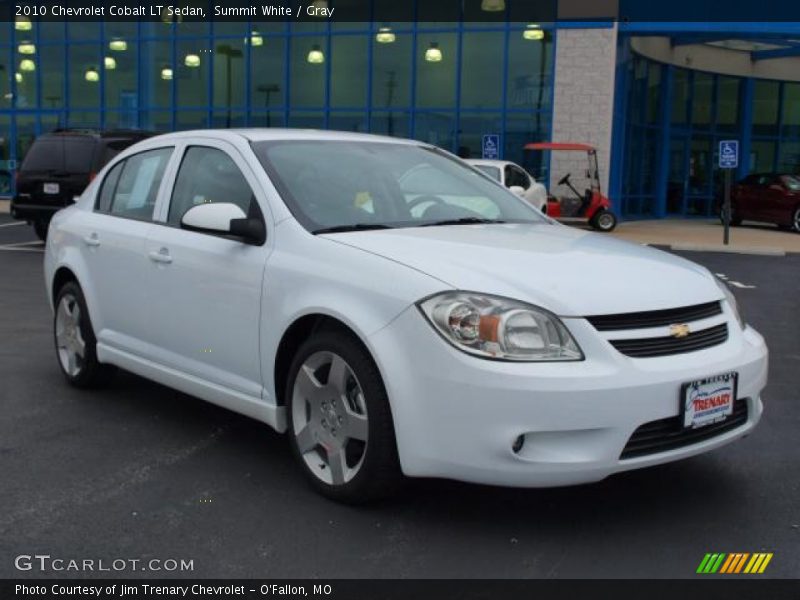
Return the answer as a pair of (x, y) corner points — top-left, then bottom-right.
(465, 159), (548, 212)
(44, 129), (767, 502)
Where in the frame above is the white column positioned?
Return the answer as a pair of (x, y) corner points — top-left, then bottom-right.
(549, 25), (618, 195)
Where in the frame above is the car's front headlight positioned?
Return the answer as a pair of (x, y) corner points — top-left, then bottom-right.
(715, 276), (746, 330)
(418, 292), (583, 362)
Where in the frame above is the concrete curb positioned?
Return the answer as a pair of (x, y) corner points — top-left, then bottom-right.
(670, 243), (786, 257)
(0, 199), (9, 214)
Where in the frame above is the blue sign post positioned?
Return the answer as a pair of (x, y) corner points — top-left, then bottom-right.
(482, 134), (500, 160)
(719, 140), (739, 245)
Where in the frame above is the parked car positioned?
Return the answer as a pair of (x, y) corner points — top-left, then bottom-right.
(45, 129), (767, 503)
(11, 129), (154, 240)
(718, 172), (800, 232)
(465, 159), (547, 212)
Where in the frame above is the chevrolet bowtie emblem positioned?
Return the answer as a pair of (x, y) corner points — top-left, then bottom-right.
(670, 323), (691, 338)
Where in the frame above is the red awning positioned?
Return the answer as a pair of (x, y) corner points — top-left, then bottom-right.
(524, 142), (596, 152)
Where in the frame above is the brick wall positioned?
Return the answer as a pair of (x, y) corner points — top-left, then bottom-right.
(549, 26), (618, 198)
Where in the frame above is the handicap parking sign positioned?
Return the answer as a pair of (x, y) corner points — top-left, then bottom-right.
(482, 134), (500, 160)
(719, 140), (739, 169)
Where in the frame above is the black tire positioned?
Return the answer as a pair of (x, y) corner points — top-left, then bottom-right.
(285, 329), (402, 503)
(590, 209), (617, 232)
(53, 281), (116, 388)
(33, 219), (49, 241)
(792, 207), (800, 233)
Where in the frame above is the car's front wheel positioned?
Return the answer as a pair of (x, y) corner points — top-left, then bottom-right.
(286, 329), (401, 503)
(54, 281), (116, 387)
(792, 207), (800, 233)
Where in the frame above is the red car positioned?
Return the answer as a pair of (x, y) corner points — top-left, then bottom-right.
(722, 173), (800, 233)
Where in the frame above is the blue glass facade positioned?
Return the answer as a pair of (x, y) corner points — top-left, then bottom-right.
(615, 41), (800, 219)
(0, 18), (555, 197)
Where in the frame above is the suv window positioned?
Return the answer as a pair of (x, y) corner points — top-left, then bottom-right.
(108, 148), (173, 220)
(63, 139), (97, 174)
(21, 137), (97, 173)
(20, 139), (65, 172)
(168, 146), (258, 226)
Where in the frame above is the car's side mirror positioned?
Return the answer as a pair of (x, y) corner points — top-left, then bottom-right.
(509, 185), (526, 197)
(181, 202), (266, 245)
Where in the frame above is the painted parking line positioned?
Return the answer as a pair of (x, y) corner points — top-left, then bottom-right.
(715, 272), (757, 289)
(0, 240), (45, 253)
(0, 221), (26, 228)
(0, 247), (44, 253)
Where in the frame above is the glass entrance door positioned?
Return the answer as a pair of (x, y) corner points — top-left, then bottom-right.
(667, 135), (689, 215)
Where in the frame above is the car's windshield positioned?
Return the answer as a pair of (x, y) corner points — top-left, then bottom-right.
(781, 175), (800, 191)
(473, 164), (502, 181)
(252, 140), (545, 232)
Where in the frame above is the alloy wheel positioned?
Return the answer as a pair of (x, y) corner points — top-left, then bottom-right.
(793, 208), (800, 232)
(291, 351), (369, 486)
(55, 293), (86, 377)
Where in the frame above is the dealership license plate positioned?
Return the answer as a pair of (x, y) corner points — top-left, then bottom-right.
(681, 372), (738, 429)
(43, 183), (59, 195)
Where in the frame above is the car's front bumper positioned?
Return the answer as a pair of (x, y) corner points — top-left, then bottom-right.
(368, 305), (768, 487)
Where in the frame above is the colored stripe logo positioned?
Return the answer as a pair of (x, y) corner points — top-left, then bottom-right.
(697, 552), (773, 574)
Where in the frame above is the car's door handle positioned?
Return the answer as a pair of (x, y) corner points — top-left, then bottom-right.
(83, 233), (100, 247)
(148, 248), (173, 264)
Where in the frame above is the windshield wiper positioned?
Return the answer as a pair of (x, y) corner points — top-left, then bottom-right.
(419, 217), (507, 227)
(313, 223), (395, 234)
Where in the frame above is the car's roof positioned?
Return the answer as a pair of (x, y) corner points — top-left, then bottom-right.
(146, 128), (424, 146)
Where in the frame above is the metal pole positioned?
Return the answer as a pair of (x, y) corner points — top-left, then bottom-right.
(723, 168), (731, 245)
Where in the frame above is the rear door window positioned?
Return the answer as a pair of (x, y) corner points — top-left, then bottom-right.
(96, 160), (125, 213)
(108, 148), (173, 220)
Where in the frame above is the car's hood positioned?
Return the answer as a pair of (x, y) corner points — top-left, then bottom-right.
(324, 223), (722, 316)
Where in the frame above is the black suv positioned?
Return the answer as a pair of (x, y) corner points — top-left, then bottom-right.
(11, 129), (154, 239)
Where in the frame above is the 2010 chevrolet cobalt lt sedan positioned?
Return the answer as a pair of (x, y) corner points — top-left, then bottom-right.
(44, 130), (768, 502)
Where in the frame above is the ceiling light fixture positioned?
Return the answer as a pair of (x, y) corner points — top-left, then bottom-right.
(523, 24), (545, 40)
(15, 17), (32, 31)
(425, 42), (442, 62)
(376, 26), (396, 44)
(307, 44), (325, 64)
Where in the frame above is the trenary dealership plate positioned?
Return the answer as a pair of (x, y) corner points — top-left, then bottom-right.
(682, 372), (738, 429)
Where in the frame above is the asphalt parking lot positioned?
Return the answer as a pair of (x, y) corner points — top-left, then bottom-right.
(0, 214), (798, 579)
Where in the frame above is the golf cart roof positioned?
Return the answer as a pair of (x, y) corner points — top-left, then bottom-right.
(525, 142), (596, 152)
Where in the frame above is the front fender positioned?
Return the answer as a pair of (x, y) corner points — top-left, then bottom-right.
(260, 220), (449, 408)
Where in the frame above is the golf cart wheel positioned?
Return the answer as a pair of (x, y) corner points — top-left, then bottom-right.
(591, 209), (617, 232)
